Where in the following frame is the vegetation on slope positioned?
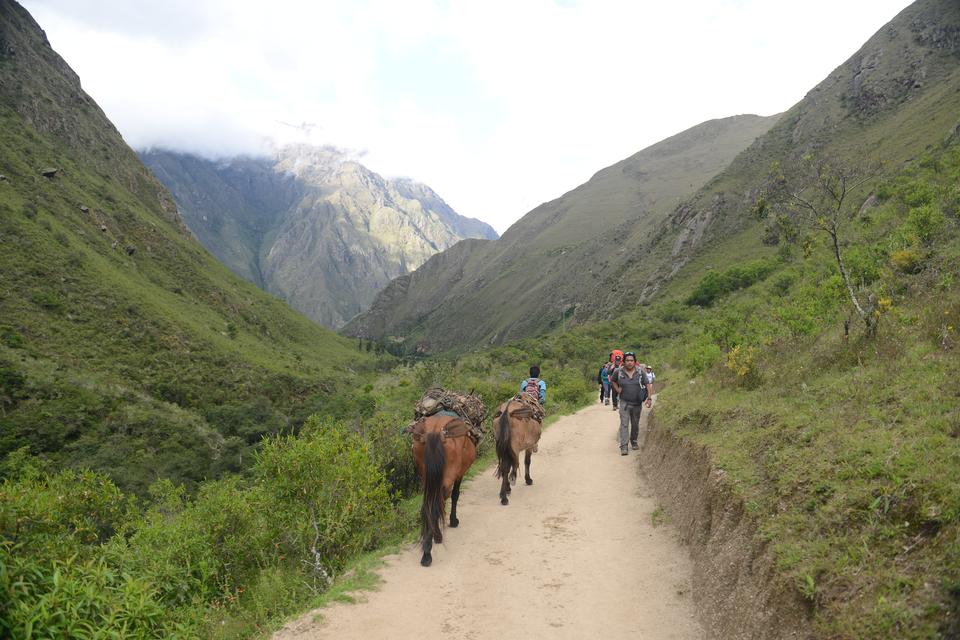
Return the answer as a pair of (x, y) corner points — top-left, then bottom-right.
(642, 145), (960, 637)
(0, 1), (378, 495)
(2, 340), (596, 638)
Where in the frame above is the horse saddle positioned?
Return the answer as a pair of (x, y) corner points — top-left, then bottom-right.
(405, 415), (477, 444)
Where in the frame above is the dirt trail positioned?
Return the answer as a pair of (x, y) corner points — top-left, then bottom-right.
(274, 400), (703, 640)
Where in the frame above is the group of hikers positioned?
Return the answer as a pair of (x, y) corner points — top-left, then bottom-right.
(598, 350), (655, 455)
(519, 355), (656, 457)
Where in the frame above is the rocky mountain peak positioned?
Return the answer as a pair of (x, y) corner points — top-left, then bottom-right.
(142, 145), (498, 328)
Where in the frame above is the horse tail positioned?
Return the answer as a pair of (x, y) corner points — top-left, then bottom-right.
(420, 432), (446, 553)
(495, 402), (517, 480)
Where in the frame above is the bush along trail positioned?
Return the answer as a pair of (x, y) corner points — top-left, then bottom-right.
(0, 344), (596, 638)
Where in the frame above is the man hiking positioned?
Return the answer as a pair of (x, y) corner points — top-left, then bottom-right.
(520, 365), (546, 406)
(644, 365), (656, 386)
(597, 361), (612, 404)
(610, 352), (653, 455)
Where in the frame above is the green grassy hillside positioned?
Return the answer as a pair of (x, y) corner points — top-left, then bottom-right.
(346, 114), (779, 350)
(649, 145), (960, 638)
(0, 0), (373, 495)
(350, 0), (960, 356)
(616, 0), (960, 307)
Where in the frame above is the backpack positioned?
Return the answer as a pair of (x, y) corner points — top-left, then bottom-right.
(524, 377), (541, 396)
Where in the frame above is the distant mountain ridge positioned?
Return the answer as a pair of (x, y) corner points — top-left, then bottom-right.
(345, 113), (780, 349)
(142, 146), (497, 328)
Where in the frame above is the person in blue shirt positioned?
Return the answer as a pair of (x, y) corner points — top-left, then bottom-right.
(520, 365), (546, 405)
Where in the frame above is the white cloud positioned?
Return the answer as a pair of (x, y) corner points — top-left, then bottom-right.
(24, 0), (913, 232)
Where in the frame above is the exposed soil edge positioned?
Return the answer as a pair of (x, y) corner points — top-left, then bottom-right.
(640, 411), (817, 640)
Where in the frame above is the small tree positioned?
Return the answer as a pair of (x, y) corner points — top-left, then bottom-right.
(765, 155), (882, 333)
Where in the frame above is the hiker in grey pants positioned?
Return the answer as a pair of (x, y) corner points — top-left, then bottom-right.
(610, 352), (653, 455)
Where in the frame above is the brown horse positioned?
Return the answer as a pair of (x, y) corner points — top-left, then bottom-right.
(493, 397), (543, 505)
(410, 413), (478, 567)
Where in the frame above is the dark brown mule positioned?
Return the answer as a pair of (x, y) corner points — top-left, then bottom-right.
(493, 398), (543, 505)
(410, 413), (478, 566)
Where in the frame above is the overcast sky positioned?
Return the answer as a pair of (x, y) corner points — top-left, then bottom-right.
(24, 0), (912, 233)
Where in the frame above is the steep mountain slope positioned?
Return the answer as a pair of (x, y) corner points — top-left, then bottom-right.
(346, 114), (779, 350)
(141, 147), (498, 328)
(619, 0), (960, 307)
(349, 0), (960, 354)
(0, 0), (373, 494)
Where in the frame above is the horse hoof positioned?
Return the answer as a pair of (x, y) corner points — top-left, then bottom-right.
(525, 478), (533, 485)
(433, 533), (443, 544)
(500, 497), (509, 505)
(450, 517), (459, 528)
(421, 554), (432, 567)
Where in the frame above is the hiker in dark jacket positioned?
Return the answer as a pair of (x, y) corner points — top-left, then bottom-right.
(610, 352), (653, 455)
(597, 362), (612, 404)
(609, 353), (622, 409)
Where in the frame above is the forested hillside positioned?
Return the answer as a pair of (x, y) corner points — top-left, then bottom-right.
(0, 0), (373, 496)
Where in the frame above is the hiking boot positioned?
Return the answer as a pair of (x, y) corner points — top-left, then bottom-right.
(620, 448), (628, 456)
(604, 399), (610, 405)
(612, 405), (618, 411)
(631, 441), (639, 450)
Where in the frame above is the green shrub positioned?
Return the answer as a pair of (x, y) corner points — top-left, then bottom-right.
(844, 245), (884, 285)
(0, 325), (24, 348)
(905, 204), (946, 246)
(769, 271), (797, 297)
(898, 180), (936, 207)
(30, 290), (64, 312)
(0, 467), (128, 551)
(890, 247), (924, 274)
(0, 548), (178, 639)
(686, 260), (777, 307)
(683, 335), (722, 375)
(255, 419), (394, 577)
(115, 476), (270, 612)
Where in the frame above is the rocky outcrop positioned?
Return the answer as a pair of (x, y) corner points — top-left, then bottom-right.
(141, 146), (497, 328)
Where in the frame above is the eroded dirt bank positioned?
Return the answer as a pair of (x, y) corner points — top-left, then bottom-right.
(274, 402), (703, 639)
(639, 412), (816, 640)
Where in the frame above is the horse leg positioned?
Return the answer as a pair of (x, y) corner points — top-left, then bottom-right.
(421, 535), (433, 567)
(500, 470), (510, 505)
(524, 449), (533, 485)
(450, 479), (461, 527)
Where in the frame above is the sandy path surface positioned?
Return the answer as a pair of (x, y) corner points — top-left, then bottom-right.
(274, 400), (703, 640)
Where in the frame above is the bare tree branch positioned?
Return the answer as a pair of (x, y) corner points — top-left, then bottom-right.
(769, 155), (882, 333)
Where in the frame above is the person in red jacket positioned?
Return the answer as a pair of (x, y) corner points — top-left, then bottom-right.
(608, 350), (623, 409)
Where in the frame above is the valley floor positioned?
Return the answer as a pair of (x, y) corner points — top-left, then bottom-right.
(273, 400), (702, 640)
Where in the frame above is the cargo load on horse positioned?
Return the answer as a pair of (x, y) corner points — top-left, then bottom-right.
(494, 392), (545, 424)
(409, 387), (486, 444)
